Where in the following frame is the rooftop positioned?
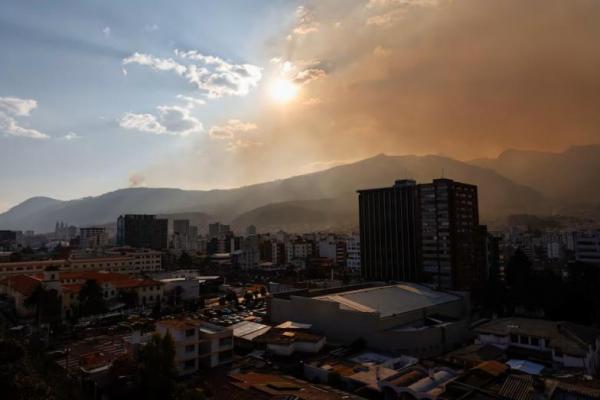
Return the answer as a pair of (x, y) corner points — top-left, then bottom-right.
(475, 317), (600, 357)
(0, 274), (40, 296)
(254, 328), (324, 345)
(314, 282), (460, 318)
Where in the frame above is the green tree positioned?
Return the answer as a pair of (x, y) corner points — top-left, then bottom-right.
(178, 252), (193, 268)
(24, 285), (61, 327)
(138, 332), (178, 400)
(78, 279), (106, 316)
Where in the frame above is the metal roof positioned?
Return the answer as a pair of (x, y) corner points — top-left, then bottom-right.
(315, 283), (459, 318)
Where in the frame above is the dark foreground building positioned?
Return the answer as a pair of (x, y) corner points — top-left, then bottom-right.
(358, 178), (488, 290)
(358, 179), (422, 282)
(116, 214), (168, 250)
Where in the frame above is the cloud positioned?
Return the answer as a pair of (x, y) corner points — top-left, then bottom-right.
(123, 50), (262, 99)
(225, 138), (263, 152)
(293, 6), (320, 35)
(0, 97), (37, 116)
(102, 26), (111, 37)
(366, 0), (439, 26)
(119, 112), (165, 134)
(255, 0), (600, 163)
(122, 52), (186, 75)
(176, 95), (206, 108)
(0, 96), (49, 139)
(128, 173), (146, 188)
(209, 119), (258, 140)
(144, 24), (159, 32)
(119, 105), (203, 136)
(60, 132), (81, 141)
(293, 67), (327, 85)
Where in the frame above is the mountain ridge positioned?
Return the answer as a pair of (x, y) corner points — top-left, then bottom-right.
(3, 149), (595, 233)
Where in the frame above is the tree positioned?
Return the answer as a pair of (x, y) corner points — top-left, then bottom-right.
(78, 279), (106, 316)
(505, 248), (532, 287)
(259, 286), (267, 297)
(138, 332), (178, 400)
(178, 252), (193, 268)
(24, 285), (61, 327)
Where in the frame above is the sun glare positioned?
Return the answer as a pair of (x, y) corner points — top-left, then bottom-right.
(269, 78), (299, 104)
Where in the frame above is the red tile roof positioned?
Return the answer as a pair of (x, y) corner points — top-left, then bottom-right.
(0, 275), (41, 296)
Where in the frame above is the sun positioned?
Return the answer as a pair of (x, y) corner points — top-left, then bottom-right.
(269, 78), (299, 104)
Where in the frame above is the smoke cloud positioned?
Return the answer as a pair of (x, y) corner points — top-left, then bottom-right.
(257, 0), (600, 163)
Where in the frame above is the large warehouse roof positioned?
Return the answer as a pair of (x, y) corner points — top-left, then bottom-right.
(315, 283), (459, 318)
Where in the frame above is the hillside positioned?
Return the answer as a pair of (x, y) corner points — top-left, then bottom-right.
(0, 153), (546, 232)
(470, 144), (600, 205)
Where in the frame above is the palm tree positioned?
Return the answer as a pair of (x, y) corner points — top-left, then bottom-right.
(24, 284), (46, 327)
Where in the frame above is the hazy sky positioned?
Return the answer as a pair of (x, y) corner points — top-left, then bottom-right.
(2, 0), (600, 212)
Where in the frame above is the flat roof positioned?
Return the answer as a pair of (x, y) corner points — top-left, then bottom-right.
(315, 283), (459, 318)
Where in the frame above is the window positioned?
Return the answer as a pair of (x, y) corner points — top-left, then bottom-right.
(510, 334), (518, 343)
(519, 335), (529, 345)
(219, 337), (233, 347)
(555, 349), (563, 358)
(531, 337), (540, 347)
(185, 329), (195, 337)
(185, 344), (195, 352)
(184, 359), (196, 369)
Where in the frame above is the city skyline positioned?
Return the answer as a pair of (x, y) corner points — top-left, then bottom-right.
(3, 0), (600, 212)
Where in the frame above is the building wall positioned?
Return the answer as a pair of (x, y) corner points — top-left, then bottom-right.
(358, 180), (421, 282)
(269, 293), (468, 356)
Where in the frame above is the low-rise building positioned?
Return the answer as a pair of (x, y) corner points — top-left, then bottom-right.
(0, 247), (162, 279)
(269, 282), (470, 357)
(474, 317), (600, 370)
(155, 319), (233, 375)
(0, 269), (162, 318)
(254, 327), (325, 356)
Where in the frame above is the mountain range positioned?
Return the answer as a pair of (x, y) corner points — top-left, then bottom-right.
(1, 145), (598, 233)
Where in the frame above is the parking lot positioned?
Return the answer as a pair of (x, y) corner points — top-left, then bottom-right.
(200, 300), (267, 327)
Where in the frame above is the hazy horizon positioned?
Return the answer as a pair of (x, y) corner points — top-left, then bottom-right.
(3, 0), (600, 212)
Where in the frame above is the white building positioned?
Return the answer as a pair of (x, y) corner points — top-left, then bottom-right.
(575, 231), (600, 264)
(318, 236), (337, 262)
(346, 234), (361, 273)
(269, 282), (470, 357)
(474, 317), (600, 370)
(155, 319), (233, 375)
(80, 227), (107, 249)
(160, 277), (200, 304)
(286, 239), (313, 262)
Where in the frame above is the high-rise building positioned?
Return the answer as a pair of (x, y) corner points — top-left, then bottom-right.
(208, 222), (231, 238)
(346, 234), (361, 273)
(358, 178), (486, 290)
(418, 179), (482, 289)
(358, 179), (421, 282)
(246, 225), (257, 236)
(173, 219), (190, 236)
(0, 230), (17, 251)
(79, 227), (107, 249)
(172, 219), (191, 249)
(117, 214), (168, 250)
(575, 230), (600, 264)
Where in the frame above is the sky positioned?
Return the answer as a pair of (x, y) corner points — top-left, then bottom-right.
(2, 0), (600, 212)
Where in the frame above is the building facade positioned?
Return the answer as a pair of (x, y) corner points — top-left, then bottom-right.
(155, 319), (233, 375)
(116, 214), (168, 250)
(358, 179), (422, 282)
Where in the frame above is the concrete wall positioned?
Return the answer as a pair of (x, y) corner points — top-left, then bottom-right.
(270, 294), (469, 356)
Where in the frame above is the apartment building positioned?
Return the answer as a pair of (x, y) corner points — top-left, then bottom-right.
(155, 319), (233, 375)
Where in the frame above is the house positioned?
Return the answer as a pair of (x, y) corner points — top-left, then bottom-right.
(155, 319), (233, 375)
(474, 318), (600, 370)
(0, 268), (162, 319)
